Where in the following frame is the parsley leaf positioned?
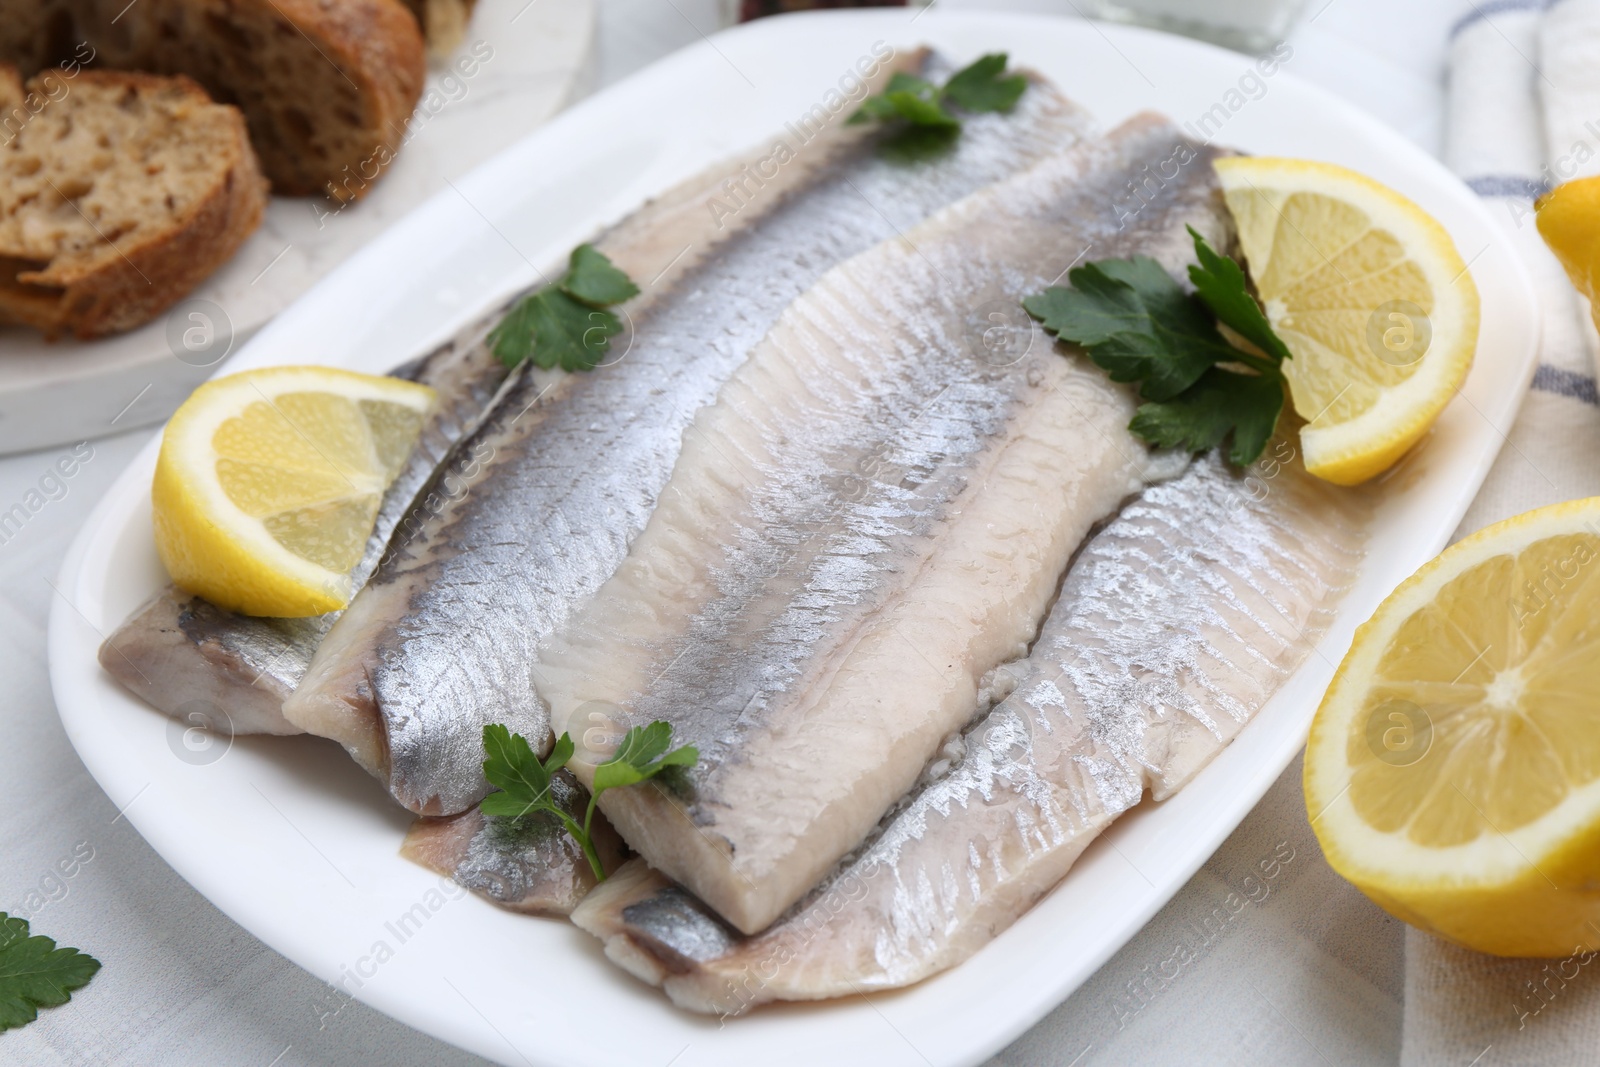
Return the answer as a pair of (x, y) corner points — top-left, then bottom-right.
(480, 724), (570, 820)
(1022, 256), (1235, 402)
(850, 54), (1027, 135)
(1131, 366), (1286, 467)
(848, 72), (959, 128)
(563, 244), (640, 307)
(591, 722), (699, 793)
(490, 290), (622, 373)
(878, 88), (961, 129)
(488, 244), (636, 372)
(480, 721), (696, 882)
(942, 53), (1028, 113)
(0, 913), (99, 1033)
(1186, 226), (1293, 363)
(1024, 227), (1293, 464)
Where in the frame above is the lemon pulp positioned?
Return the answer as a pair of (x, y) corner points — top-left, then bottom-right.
(1306, 499), (1600, 957)
(153, 366), (436, 617)
(1216, 157), (1479, 485)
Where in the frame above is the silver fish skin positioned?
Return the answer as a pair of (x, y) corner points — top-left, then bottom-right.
(90, 47), (938, 739)
(284, 63), (1093, 817)
(96, 330), (510, 736)
(541, 114), (1229, 936)
(90, 54), (865, 741)
(401, 771), (627, 916)
(571, 448), (1373, 1014)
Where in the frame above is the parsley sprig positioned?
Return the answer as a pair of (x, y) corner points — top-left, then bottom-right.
(850, 53), (1028, 134)
(480, 722), (697, 882)
(0, 912), (99, 1033)
(488, 244), (640, 372)
(1024, 227), (1292, 465)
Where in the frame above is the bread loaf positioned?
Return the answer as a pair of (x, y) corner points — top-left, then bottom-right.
(0, 3), (78, 76)
(0, 66), (268, 339)
(0, 0), (426, 202)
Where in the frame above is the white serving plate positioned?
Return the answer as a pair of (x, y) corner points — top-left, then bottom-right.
(0, 0), (595, 455)
(48, 11), (1538, 1067)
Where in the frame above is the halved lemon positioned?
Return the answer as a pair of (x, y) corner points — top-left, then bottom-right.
(1536, 175), (1600, 329)
(1215, 157), (1479, 486)
(152, 366), (436, 617)
(1305, 498), (1600, 957)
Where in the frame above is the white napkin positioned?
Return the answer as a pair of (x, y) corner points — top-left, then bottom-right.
(1403, 3), (1600, 1064)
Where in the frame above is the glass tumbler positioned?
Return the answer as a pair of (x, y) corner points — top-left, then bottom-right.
(1072, 0), (1308, 54)
(723, 0), (930, 24)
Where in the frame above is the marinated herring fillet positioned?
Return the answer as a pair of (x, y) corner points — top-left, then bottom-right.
(572, 450), (1372, 1013)
(541, 115), (1231, 935)
(97, 330), (510, 735)
(91, 49), (945, 738)
(402, 770), (626, 916)
(284, 63), (1091, 817)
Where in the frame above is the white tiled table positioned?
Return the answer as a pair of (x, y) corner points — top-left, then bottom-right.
(2, 2), (1467, 1063)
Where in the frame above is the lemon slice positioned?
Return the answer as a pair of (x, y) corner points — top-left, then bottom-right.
(1215, 157), (1479, 486)
(1305, 498), (1600, 957)
(152, 366), (436, 617)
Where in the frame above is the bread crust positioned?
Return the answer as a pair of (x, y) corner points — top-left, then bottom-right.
(0, 1), (75, 77)
(0, 0), (427, 202)
(0, 68), (269, 339)
(239, 0), (427, 200)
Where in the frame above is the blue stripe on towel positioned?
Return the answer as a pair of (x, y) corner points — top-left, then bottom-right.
(1532, 364), (1600, 405)
(1466, 175), (1551, 199)
(1450, 0), (1550, 39)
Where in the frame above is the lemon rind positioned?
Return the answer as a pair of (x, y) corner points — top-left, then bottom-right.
(1306, 497), (1600, 889)
(1214, 157), (1479, 485)
(156, 366), (436, 615)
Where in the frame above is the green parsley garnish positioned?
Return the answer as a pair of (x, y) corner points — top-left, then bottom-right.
(0, 912), (99, 1033)
(941, 54), (1029, 113)
(1024, 226), (1291, 465)
(849, 53), (1028, 135)
(480, 722), (697, 882)
(852, 72), (960, 129)
(488, 244), (640, 372)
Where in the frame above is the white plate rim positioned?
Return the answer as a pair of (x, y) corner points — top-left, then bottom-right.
(47, 11), (1539, 1067)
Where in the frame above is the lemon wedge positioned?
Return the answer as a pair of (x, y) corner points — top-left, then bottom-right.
(1536, 175), (1600, 328)
(1215, 157), (1479, 486)
(152, 366), (436, 617)
(1305, 497), (1600, 957)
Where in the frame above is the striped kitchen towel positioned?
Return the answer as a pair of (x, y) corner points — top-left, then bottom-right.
(1439, 0), (1600, 536)
(1403, 2), (1600, 1065)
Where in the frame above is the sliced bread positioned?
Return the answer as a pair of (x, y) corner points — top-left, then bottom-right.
(0, 66), (268, 339)
(0, 0), (426, 202)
